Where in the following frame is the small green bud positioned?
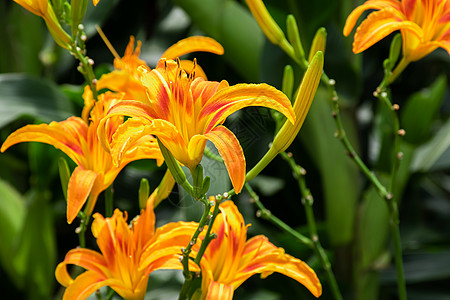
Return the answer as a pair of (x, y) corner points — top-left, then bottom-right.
(138, 178), (150, 210)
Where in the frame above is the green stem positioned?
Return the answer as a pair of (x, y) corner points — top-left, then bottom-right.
(387, 56), (410, 85)
(70, 39), (98, 100)
(280, 152), (343, 300)
(244, 183), (313, 248)
(179, 194), (225, 300)
(76, 211), (90, 248)
(375, 81), (407, 300)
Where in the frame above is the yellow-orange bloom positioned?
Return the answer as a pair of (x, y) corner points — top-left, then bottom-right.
(193, 201), (322, 299)
(96, 36), (224, 102)
(343, 0), (450, 62)
(1, 90), (163, 223)
(55, 201), (198, 300)
(98, 58), (295, 194)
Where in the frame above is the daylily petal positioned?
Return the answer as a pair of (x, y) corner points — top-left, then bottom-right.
(343, 0), (402, 36)
(161, 36), (224, 59)
(96, 70), (148, 103)
(55, 249), (109, 287)
(205, 281), (234, 300)
(203, 126), (246, 193)
(1, 117), (87, 166)
(235, 236), (322, 297)
(61, 271), (109, 300)
(353, 8), (423, 53)
(67, 167), (98, 224)
(200, 83), (295, 132)
(195, 201), (321, 298)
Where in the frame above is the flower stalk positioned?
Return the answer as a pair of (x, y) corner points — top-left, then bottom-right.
(280, 152), (343, 300)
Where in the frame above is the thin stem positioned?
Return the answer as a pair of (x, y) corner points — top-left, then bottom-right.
(70, 41), (98, 100)
(322, 73), (390, 200)
(76, 211), (90, 248)
(387, 56), (410, 85)
(194, 196), (223, 264)
(179, 194), (225, 300)
(244, 183), (313, 248)
(280, 152), (343, 300)
(375, 79), (407, 300)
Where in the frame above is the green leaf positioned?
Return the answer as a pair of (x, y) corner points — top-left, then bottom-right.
(0, 74), (74, 128)
(401, 75), (446, 145)
(411, 117), (450, 172)
(12, 190), (56, 300)
(300, 87), (360, 246)
(0, 178), (26, 288)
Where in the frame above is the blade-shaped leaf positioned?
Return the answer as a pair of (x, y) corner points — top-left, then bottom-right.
(0, 74), (74, 128)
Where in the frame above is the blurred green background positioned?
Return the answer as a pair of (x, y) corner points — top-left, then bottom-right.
(1, 0), (450, 299)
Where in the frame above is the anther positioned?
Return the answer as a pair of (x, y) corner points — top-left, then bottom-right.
(398, 129), (406, 136)
(393, 104), (400, 110)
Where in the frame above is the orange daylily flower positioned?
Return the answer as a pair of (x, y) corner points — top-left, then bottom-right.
(193, 201), (322, 299)
(98, 58), (295, 194)
(1, 90), (163, 223)
(343, 0), (450, 62)
(55, 200), (198, 300)
(96, 36), (224, 102)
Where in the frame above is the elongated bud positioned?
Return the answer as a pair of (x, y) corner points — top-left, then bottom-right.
(273, 51), (324, 153)
(282, 64), (294, 101)
(139, 178), (150, 210)
(71, 0), (88, 37)
(246, 52), (324, 182)
(286, 15), (306, 65)
(383, 33), (402, 71)
(246, 0), (286, 45)
(58, 157), (71, 201)
(157, 139), (186, 186)
(193, 164), (204, 199)
(148, 170), (176, 208)
(202, 176), (211, 195)
(308, 28), (327, 62)
(157, 138), (195, 198)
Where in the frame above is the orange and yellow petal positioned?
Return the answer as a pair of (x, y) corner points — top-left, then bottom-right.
(108, 118), (163, 166)
(200, 83), (295, 133)
(67, 167), (98, 224)
(343, 0), (402, 36)
(205, 281), (234, 300)
(234, 235), (322, 297)
(1, 117), (87, 166)
(60, 271), (109, 300)
(161, 36), (224, 59)
(96, 71), (149, 103)
(352, 8), (422, 53)
(55, 249), (109, 287)
(203, 126), (246, 193)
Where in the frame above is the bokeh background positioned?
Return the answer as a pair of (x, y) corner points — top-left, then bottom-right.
(1, 0), (450, 299)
